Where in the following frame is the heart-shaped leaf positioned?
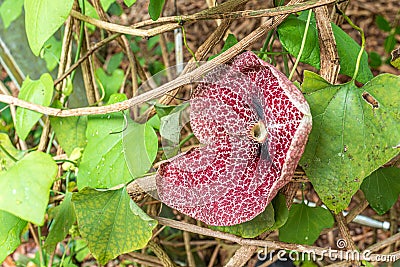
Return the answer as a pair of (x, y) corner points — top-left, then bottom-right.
(16, 73), (54, 140)
(278, 14), (373, 84)
(0, 0), (24, 29)
(77, 112), (131, 189)
(95, 68), (124, 103)
(25, 0), (74, 56)
(72, 187), (157, 264)
(361, 167), (400, 215)
(0, 210), (27, 263)
(0, 151), (57, 225)
(279, 203), (334, 245)
(301, 71), (400, 212)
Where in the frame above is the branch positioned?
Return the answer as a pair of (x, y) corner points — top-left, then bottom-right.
(154, 216), (395, 262)
(3, 0), (308, 117)
(133, 0), (336, 28)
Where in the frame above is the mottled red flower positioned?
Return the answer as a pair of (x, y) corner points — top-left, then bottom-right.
(156, 51), (312, 226)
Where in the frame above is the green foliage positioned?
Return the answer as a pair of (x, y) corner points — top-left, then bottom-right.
(375, 15), (391, 32)
(107, 52), (124, 74)
(72, 187), (157, 264)
(77, 112), (132, 189)
(279, 204), (334, 245)
(0, 133), (25, 174)
(123, 119), (158, 177)
(16, 73), (54, 140)
(211, 203), (275, 238)
(368, 51), (382, 69)
(278, 14), (373, 83)
(208, 34), (238, 60)
(210, 194), (288, 238)
(42, 36), (62, 72)
(24, 0), (74, 56)
(43, 192), (76, 253)
(0, 0), (24, 28)
(95, 68), (124, 103)
(159, 103), (189, 157)
(0, 151), (57, 225)
(300, 71), (400, 212)
(148, 0), (165, 21)
(361, 168), (400, 215)
(0, 210), (27, 263)
(124, 0), (137, 7)
(50, 116), (87, 156)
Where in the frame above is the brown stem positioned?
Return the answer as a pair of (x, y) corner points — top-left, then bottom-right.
(334, 212), (359, 265)
(183, 217), (196, 267)
(147, 240), (177, 267)
(37, 117), (51, 152)
(314, 5), (340, 84)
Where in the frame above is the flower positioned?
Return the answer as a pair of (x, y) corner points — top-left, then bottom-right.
(156, 51), (312, 226)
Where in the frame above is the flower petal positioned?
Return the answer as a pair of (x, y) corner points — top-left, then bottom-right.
(156, 51), (312, 226)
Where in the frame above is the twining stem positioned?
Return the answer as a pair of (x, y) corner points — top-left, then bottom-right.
(289, 9), (312, 80)
(337, 8), (365, 81)
(71, 0), (86, 82)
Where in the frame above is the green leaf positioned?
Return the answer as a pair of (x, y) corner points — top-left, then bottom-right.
(0, 151), (57, 225)
(42, 36), (62, 72)
(154, 104), (179, 118)
(361, 168), (400, 215)
(24, 0), (74, 56)
(0, 210), (27, 263)
(77, 113), (131, 189)
(123, 120), (158, 178)
(100, 0), (115, 11)
(278, 15), (373, 83)
(148, 0), (165, 21)
(300, 72), (400, 212)
(279, 204), (334, 245)
(159, 103), (189, 158)
(0, 0), (24, 29)
(95, 68), (124, 103)
(384, 34), (396, 54)
(368, 51), (382, 69)
(16, 73), (54, 140)
(107, 52), (124, 74)
(50, 116), (87, 156)
(72, 187), (157, 264)
(270, 193), (289, 230)
(43, 192), (76, 253)
(124, 0), (136, 7)
(107, 93), (127, 105)
(0, 133), (25, 174)
(147, 36), (160, 50)
(375, 15), (391, 32)
(209, 34), (238, 60)
(210, 203), (275, 238)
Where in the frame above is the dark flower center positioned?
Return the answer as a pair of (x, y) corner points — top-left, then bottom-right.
(250, 120), (268, 143)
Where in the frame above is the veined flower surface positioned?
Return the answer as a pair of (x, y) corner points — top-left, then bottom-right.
(156, 51), (312, 226)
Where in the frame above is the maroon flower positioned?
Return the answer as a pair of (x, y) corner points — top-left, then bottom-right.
(156, 51), (312, 226)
